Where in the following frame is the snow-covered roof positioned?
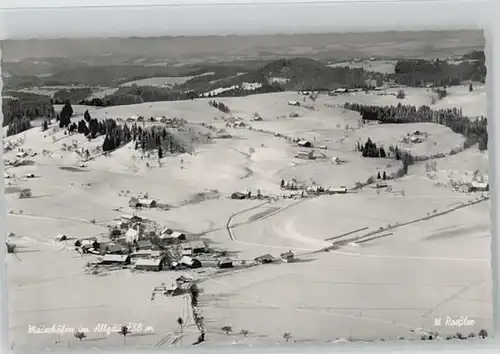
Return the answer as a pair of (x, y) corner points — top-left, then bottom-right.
(138, 198), (155, 205)
(180, 256), (194, 266)
(135, 258), (162, 266)
(102, 254), (129, 262)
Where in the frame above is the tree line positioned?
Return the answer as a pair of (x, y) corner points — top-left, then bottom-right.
(208, 100), (230, 113)
(343, 102), (487, 151)
(78, 83), (284, 107)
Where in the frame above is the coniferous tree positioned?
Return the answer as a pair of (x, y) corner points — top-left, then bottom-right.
(41, 120), (49, 132)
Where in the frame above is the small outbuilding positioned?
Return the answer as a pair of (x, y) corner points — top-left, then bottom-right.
(231, 192), (247, 200)
(328, 187), (348, 194)
(254, 254), (275, 264)
(218, 258), (234, 269)
(297, 140), (312, 148)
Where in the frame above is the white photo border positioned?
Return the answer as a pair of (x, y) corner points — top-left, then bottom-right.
(0, 0), (499, 353)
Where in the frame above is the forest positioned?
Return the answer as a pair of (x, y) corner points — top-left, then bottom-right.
(343, 102), (488, 151)
(60, 108), (186, 156)
(2, 93), (55, 127)
(388, 51), (486, 87)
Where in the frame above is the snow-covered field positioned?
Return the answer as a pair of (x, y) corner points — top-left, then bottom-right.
(316, 84), (487, 118)
(5, 84), (491, 349)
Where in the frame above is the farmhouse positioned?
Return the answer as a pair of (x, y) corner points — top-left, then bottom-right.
(231, 192), (247, 200)
(121, 214), (143, 223)
(280, 251), (294, 263)
(469, 182), (489, 192)
(128, 197), (140, 208)
(297, 150), (314, 160)
(135, 258), (163, 272)
(103, 244), (126, 255)
(186, 241), (207, 254)
(180, 241), (206, 256)
(101, 254), (130, 265)
(297, 140), (312, 148)
(255, 254), (275, 264)
(75, 237), (97, 247)
(160, 228), (187, 242)
(218, 258), (234, 269)
(179, 256), (202, 269)
(138, 199), (157, 208)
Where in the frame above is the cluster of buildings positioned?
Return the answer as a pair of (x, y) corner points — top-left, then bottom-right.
(74, 214), (220, 273)
(454, 181), (490, 194)
(280, 179), (348, 196)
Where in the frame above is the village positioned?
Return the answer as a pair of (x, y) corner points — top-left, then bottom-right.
(2, 31), (493, 349)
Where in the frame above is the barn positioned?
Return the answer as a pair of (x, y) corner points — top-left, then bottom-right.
(218, 258), (234, 269)
(135, 258), (163, 272)
(101, 254), (130, 265)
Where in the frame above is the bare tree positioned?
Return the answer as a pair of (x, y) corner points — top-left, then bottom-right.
(119, 325), (130, 346)
(74, 331), (86, 342)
